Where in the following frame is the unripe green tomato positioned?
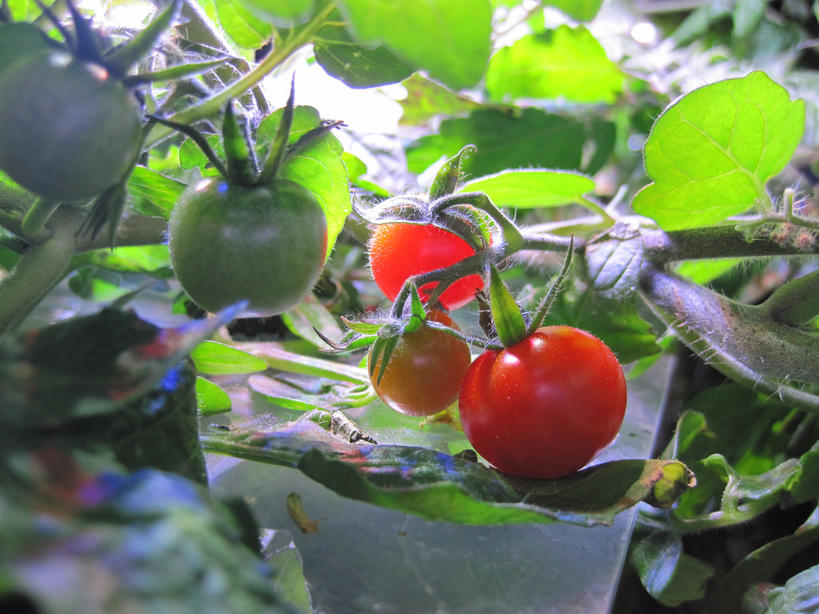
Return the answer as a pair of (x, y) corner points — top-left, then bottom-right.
(168, 178), (328, 317)
(0, 51), (142, 202)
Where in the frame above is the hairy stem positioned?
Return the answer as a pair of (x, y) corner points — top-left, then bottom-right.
(641, 225), (814, 263)
(145, 1), (337, 148)
(0, 210), (80, 333)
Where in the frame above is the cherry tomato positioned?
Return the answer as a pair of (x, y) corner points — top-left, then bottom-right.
(368, 223), (484, 310)
(0, 51), (142, 202)
(169, 177), (327, 316)
(459, 326), (627, 479)
(369, 310), (472, 416)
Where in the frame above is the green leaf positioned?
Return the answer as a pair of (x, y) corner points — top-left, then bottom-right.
(398, 74), (482, 126)
(0, 307), (238, 421)
(733, 0), (767, 39)
(281, 293), (344, 348)
(257, 106), (351, 260)
(212, 0), (274, 49)
(459, 169), (595, 209)
(632, 72), (805, 230)
(191, 341), (268, 375)
(336, 0), (492, 90)
(675, 258), (742, 284)
(406, 108), (586, 177)
(547, 0), (604, 21)
(542, 281), (661, 364)
(706, 507), (819, 613)
(202, 415), (695, 526)
(764, 565), (819, 614)
(314, 22), (414, 88)
(0, 23), (51, 79)
(127, 167), (185, 219)
(1, 469), (287, 610)
(196, 376), (232, 415)
(486, 27), (625, 104)
(488, 264), (526, 347)
(237, 342), (370, 385)
(237, 0), (313, 26)
(430, 145), (476, 200)
(582, 223), (644, 300)
(630, 524), (715, 607)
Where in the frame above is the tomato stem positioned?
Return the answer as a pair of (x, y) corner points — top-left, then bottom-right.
(144, 2), (337, 148)
(20, 199), (60, 238)
(0, 212), (78, 333)
(430, 191), (524, 252)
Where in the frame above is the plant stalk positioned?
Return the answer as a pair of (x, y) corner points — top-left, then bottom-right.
(144, 1), (337, 148)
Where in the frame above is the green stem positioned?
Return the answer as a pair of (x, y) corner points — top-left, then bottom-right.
(430, 192), (525, 252)
(758, 268), (819, 326)
(144, 1), (337, 148)
(578, 195), (616, 225)
(0, 214), (78, 333)
(20, 199), (59, 238)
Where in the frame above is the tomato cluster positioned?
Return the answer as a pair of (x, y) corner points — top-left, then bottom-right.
(366, 218), (627, 479)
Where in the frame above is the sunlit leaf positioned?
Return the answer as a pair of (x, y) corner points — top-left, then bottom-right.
(336, 0), (492, 90)
(486, 27), (625, 104)
(406, 108), (586, 177)
(460, 169), (595, 209)
(632, 72), (805, 230)
(191, 340), (268, 375)
(196, 376), (232, 415)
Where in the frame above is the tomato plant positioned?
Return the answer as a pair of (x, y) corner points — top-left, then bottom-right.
(459, 326), (627, 479)
(0, 1), (817, 613)
(169, 178), (327, 316)
(369, 222), (484, 310)
(368, 309), (471, 416)
(0, 52), (142, 202)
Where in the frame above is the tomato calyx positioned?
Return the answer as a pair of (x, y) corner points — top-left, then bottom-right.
(487, 237), (574, 348)
(150, 81), (342, 190)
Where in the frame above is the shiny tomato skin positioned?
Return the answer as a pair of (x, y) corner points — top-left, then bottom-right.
(459, 326), (627, 479)
(169, 178), (327, 317)
(368, 223), (484, 311)
(0, 51), (142, 201)
(369, 310), (472, 416)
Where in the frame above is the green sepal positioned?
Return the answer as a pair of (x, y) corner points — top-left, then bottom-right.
(222, 102), (257, 186)
(121, 58), (228, 87)
(104, 0), (181, 78)
(404, 284), (427, 334)
(34, 0), (75, 50)
(147, 115), (229, 179)
(488, 262), (526, 347)
(369, 334), (399, 385)
(260, 77), (296, 183)
(525, 236), (574, 335)
(430, 144), (476, 200)
(75, 180), (128, 246)
(65, 0), (102, 62)
(340, 318), (382, 335)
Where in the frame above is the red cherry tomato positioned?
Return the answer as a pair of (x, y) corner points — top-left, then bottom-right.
(368, 223), (484, 311)
(459, 326), (627, 479)
(369, 310), (472, 416)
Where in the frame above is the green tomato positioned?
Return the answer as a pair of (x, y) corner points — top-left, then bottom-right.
(0, 51), (142, 202)
(169, 177), (328, 317)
